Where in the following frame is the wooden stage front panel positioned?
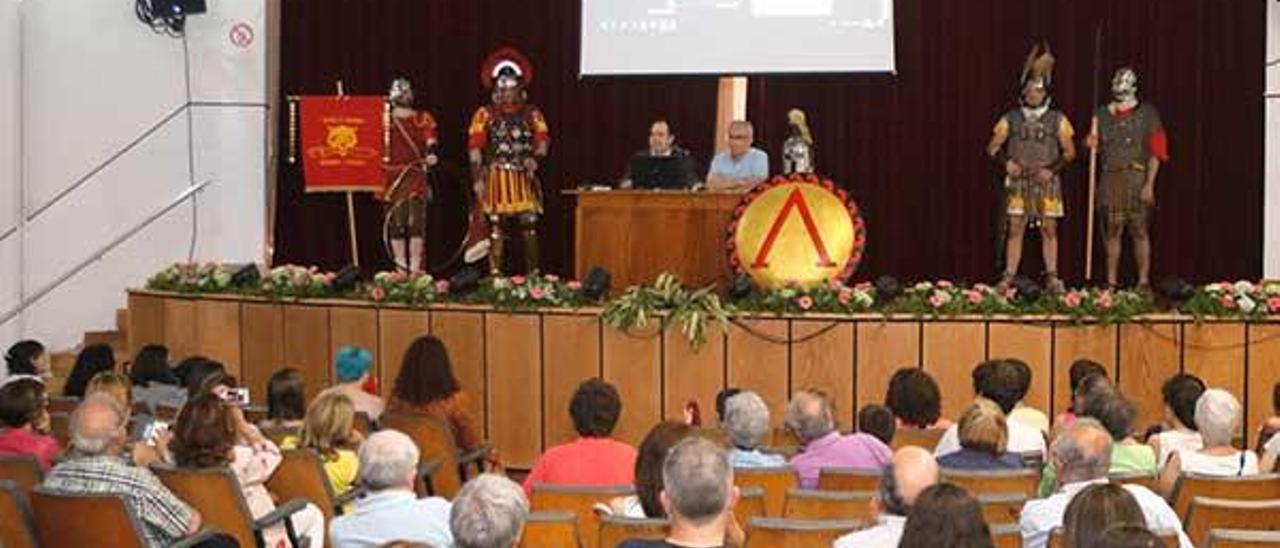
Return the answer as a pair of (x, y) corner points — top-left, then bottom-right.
(128, 291), (1280, 469)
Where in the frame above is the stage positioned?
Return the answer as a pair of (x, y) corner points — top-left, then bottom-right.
(127, 289), (1280, 469)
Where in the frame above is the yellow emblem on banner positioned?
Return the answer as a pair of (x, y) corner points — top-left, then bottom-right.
(306, 117), (381, 163)
(728, 174), (865, 290)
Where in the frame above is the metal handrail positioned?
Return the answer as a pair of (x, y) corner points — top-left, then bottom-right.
(0, 179), (212, 326)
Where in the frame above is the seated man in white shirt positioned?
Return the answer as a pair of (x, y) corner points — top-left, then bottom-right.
(706, 121), (769, 191)
(935, 359), (1047, 459)
(1019, 419), (1191, 548)
(833, 446), (940, 548)
(330, 430), (453, 547)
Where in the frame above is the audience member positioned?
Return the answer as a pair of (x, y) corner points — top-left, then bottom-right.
(1061, 483), (1147, 548)
(1018, 419), (1189, 548)
(169, 393), (326, 547)
(935, 360), (1046, 458)
(1257, 382), (1280, 472)
(937, 398), (1025, 470)
(450, 473), (529, 548)
(1039, 392), (1157, 496)
(128, 344), (186, 410)
(1004, 359), (1050, 435)
(43, 394), (203, 546)
(1159, 388), (1258, 496)
(0, 377), (61, 469)
(174, 356), (225, 399)
(1055, 360), (1107, 431)
(886, 368), (952, 430)
(787, 388), (892, 488)
(87, 370), (156, 443)
(714, 387), (742, 426)
(834, 446), (941, 547)
(4, 339), (48, 380)
(723, 391), (786, 468)
(283, 391), (363, 500)
(898, 482), (993, 548)
(1148, 374), (1205, 467)
(619, 437), (739, 548)
(63, 343), (116, 398)
(857, 403), (896, 446)
(320, 345), (386, 420)
(262, 368), (307, 431)
(388, 335), (484, 453)
(608, 421), (696, 518)
(523, 378), (637, 494)
(330, 430), (453, 547)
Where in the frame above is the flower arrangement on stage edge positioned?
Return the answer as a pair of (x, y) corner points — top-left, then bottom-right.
(602, 273), (733, 349)
(734, 279), (876, 315)
(880, 280), (1019, 317)
(1047, 287), (1155, 324)
(146, 262), (235, 294)
(260, 265), (337, 300)
(1182, 281), (1280, 320)
(459, 274), (592, 311)
(366, 270), (449, 307)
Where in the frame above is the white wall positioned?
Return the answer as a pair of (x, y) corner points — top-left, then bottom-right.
(0, 0), (20, 348)
(2, 0), (266, 351)
(1267, 2), (1280, 279)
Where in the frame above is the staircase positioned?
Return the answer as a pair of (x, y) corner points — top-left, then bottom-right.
(46, 308), (130, 394)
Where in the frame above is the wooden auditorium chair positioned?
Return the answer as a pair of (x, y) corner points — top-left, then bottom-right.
(891, 427), (946, 451)
(990, 523), (1021, 548)
(46, 396), (78, 414)
(734, 466), (797, 517)
(743, 517), (860, 547)
(30, 485), (216, 548)
(0, 454), (44, 494)
(519, 510), (583, 548)
(1168, 473), (1280, 518)
(48, 412), (71, 448)
(1206, 528), (1280, 547)
(529, 483), (634, 548)
(976, 492), (1026, 526)
(151, 463), (313, 548)
(0, 480), (38, 548)
(733, 485), (767, 527)
(1183, 497), (1280, 547)
(941, 468), (1040, 497)
(597, 515), (668, 547)
(1109, 471), (1161, 493)
(781, 488), (876, 522)
(816, 466), (881, 492)
(265, 449), (364, 524)
(379, 411), (489, 499)
(353, 411), (376, 437)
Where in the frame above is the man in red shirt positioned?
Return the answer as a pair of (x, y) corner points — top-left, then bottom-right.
(523, 379), (637, 495)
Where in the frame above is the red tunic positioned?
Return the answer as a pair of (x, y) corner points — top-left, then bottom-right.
(382, 109), (438, 201)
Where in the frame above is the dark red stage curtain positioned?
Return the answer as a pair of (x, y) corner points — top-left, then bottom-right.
(276, 0), (1264, 284)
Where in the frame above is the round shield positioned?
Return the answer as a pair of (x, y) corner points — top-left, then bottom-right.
(727, 173), (866, 289)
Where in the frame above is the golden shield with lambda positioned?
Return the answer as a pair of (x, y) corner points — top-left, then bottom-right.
(727, 173), (866, 289)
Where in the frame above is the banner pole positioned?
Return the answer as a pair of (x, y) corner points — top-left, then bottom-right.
(347, 192), (360, 267)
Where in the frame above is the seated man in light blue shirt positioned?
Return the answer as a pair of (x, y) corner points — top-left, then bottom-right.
(707, 120), (769, 191)
(330, 430), (454, 548)
(724, 391), (787, 468)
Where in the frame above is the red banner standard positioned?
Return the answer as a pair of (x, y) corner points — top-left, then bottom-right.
(727, 173), (867, 289)
(296, 95), (387, 193)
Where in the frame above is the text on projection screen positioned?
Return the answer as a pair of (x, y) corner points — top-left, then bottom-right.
(581, 0), (896, 75)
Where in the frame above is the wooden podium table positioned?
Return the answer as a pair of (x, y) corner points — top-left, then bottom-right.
(566, 189), (743, 292)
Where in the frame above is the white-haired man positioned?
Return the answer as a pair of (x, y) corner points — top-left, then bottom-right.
(330, 430), (453, 547)
(451, 473), (530, 548)
(619, 436), (740, 547)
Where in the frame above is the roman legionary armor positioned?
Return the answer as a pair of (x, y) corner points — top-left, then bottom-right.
(468, 48), (549, 275)
(999, 107), (1071, 220)
(382, 78), (438, 272)
(1096, 96), (1167, 232)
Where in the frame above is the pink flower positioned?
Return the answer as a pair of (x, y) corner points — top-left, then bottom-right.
(544, 274), (560, 282)
(937, 280), (954, 289)
(828, 279), (844, 290)
(511, 275), (527, 285)
(1268, 297), (1280, 313)
(566, 280), (583, 291)
(928, 294), (946, 308)
(796, 296), (814, 310)
(1220, 295), (1237, 309)
(1003, 287), (1017, 300)
(965, 290), (983, 305)
(1097, 291), (1114, 310)
(434, 280), (450, 294)
(1063, 291), (1082, 309)
(837, 288), (854, 305)
(529, 286), (546, 300)
(370, 286), (386, 301)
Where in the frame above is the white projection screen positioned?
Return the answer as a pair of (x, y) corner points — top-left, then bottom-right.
(581, 0), (896, 75)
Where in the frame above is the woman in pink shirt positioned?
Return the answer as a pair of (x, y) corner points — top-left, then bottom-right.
(523, 379), (637, 495)
(0, 378), (62, 470)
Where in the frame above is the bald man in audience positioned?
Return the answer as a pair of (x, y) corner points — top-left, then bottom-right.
(330, 430), (453, 547)
(786, 388), (892, 488)
(833, 446), (940, 547)
(43, 394), (205, 547)
(619, 437), (740, 548)
(1019, 418), (1191, 548)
